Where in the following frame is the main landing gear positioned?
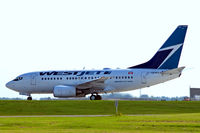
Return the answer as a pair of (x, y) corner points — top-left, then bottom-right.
(27, 96), (32, 100)
(90, 93), (102, 100)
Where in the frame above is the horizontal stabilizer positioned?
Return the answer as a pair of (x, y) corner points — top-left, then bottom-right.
(161, 66), (185, 75)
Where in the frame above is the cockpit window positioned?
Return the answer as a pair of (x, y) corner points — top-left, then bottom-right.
(13, 77), (23, 81)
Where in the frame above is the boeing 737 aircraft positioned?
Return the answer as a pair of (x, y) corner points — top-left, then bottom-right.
(6, 25), (188, 100)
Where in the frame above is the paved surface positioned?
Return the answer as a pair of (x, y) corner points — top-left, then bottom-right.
(0, 115), (111, 118)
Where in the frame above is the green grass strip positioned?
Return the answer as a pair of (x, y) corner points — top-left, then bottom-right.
(0, 100), (200, 115)
(0, 113), (200, 133)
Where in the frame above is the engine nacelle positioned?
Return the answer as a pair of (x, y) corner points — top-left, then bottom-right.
(53, 85), (76, 97)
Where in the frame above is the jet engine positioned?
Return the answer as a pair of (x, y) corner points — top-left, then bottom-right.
(53, 85), (76, 97)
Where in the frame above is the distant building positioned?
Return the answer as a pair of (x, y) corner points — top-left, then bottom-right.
(190, 88), (200, 101)
(140, 94), (149, 99)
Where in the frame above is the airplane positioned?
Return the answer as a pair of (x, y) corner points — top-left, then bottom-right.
(6, 25), (188, 100)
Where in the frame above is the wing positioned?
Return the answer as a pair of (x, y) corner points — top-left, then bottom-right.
(76, 77), (109, 90)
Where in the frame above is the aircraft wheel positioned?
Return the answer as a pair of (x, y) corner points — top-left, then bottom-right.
(96, 95), (102, 100)
(90, 95), (96, 100)
(27, 96), (32, 100)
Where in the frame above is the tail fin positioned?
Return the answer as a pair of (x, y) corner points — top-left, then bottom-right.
(129, 25), (188, 69)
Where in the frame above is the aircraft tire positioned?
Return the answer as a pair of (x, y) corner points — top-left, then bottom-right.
(27, 96), (32, 100)
(96, 95), (102, 100)
(90, 95), (96, 100)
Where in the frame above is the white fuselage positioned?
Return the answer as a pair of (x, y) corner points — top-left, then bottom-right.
(6, 68), (180, 97)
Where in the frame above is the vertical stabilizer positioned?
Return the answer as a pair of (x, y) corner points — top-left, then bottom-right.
(129, 25), (188, 69)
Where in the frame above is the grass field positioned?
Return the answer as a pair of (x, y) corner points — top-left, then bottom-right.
(0, 100), (200, 133)
(0, 100), (200, 115)
(1, 113), (200, 132)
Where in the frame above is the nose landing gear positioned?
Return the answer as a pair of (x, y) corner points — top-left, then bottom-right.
(19, 92), (32, 100)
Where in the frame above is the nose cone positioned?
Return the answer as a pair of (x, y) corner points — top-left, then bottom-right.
(6, 81), (15, 90)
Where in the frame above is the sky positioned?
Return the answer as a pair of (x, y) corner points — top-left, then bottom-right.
(0, 0), (200, 99)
